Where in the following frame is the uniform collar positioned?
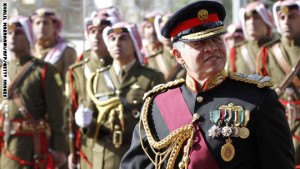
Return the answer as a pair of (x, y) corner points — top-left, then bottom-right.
(248, 37), (270, 47)
(185, 69), (228, 93)
(14, 54), (32, 66)
(35, 38), (56, 50)
(282, 36), (300, 47)
(113, 58), (136, 76)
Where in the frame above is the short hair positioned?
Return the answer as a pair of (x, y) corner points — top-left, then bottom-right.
(172, 40), (184, 53)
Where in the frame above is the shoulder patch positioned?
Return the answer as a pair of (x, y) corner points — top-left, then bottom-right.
(54, 73), (63, 86)
(229, 72), (273, 88)
(143, 78), (185, 100)
(68, 59), (88, 69)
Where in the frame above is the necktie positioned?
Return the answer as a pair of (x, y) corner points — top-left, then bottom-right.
(119, 68), (126, 83)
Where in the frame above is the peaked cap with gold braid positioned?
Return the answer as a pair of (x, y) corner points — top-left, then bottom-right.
(161, 1), (226, 42)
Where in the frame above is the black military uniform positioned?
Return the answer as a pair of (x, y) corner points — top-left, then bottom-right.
(120, 1), (295, 169)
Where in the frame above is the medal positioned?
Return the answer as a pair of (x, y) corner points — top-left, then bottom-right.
(222, 110), (232, 137)
(221, 138), (235, 162)
(208, 110), (221, 138)
(231, 110), (239, 137)
(239, 110), (250, 139)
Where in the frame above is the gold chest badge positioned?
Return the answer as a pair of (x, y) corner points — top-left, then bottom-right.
(198, 9), (208, 21)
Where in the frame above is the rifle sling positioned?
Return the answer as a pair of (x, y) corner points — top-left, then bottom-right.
(7, 60), (36, 99)
(271, 44), (300, 89)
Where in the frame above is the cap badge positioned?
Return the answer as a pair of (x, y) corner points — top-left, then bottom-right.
(245, 10), (253, 17)
(198, 9), (208, 21)
(227, 25), (236, 34)
(36, 9), (46, 16)
(280, 6), (289, 14)
(148, 17), (155, 23)
(113, 28), (123, 34)
(8, 23), (17, 30)
(92, 18), (101, 27)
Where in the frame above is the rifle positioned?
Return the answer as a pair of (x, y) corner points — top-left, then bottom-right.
(276, 56), (300, 96)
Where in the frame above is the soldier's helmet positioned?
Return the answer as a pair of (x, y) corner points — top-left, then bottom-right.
(161, 1), (227, 42)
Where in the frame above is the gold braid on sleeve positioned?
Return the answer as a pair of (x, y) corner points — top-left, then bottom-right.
(139, 79), (199, 169)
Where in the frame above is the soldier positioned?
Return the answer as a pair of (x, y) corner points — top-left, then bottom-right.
(0, 15), (66, 169)
(227, 1), (274, 74)
(74, 22), (165, 169)
(141, 11), (164, 64)
(153, 13), (186, 81)
(120, 1), (294, 169)
(224, 23), (244, 51)
(256, 0), (300, 165)
(31, 8), (77, 84)
(65, 12), (114, 169)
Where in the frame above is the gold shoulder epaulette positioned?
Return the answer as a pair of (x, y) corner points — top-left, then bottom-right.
(95, 65), (110, 73)
(143, 78), (185, 100)
(229, 72), (273, 88)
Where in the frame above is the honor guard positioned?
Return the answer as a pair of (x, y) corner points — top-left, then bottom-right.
(31, 8), (77, 85)
(224, 24), (245, 51)
(74, 22), (165, 169)
(141, 11), (164, 64)
(257, 0), (300, 165)
(0, 15), (66, 169)
(120, 1), (294, 169)
(228, 2), (274, 74)
(150, 13), (186, 81)
(65, 10), (114, 169)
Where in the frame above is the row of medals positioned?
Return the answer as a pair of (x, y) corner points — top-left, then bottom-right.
(208, 107), (250, 162)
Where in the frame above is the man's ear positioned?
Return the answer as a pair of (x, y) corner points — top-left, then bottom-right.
(172, 48), (184, 65)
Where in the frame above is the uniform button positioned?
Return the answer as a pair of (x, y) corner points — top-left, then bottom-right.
(196, 96), (203, 103)
(133, 100), (138, 104)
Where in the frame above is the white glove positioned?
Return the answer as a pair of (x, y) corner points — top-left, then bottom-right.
(75, 105), (93, 128)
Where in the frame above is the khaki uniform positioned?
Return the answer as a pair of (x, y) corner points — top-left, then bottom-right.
(85, 61), (165, 169)
(0, 55), (65, 169)
(227, 38), (271, 74)
(34, 40), (77, 84)
(261, 37), (300, 164)
(65, 50), (112, 169)
(147, 48), (186, 81)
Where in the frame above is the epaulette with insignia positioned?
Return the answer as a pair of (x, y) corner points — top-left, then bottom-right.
(229, 72), (273, 88)
(143, 78), (185, 100)
(68, 58), (89, 70)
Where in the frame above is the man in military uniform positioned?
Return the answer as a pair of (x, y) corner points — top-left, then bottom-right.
(141, 12), (164, 65)
(153, 13), (186, 81)
(228, 1), (274, 74)
(65, 11), (114, 169)
(256, 0), (300, 165)
(224, 23), (244, 51)
(120, 1), (294, 169)
(74, 22), (165, 169)
(0, 15), (66, 169)
(31, 8), (77, 84)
